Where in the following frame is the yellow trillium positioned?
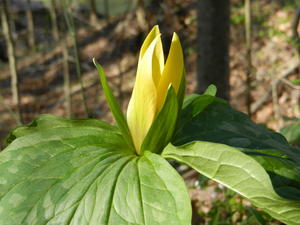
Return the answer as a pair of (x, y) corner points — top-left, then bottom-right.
(127, 25), (184, 154)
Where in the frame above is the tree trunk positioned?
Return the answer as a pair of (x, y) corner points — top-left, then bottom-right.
(1, 0), (21, 123)
(197, 0), (230, 100)
(25, 0), (35, 49)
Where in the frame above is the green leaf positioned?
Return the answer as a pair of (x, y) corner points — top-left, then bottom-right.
(203, 84), (217, 96)
(247, 208), (267, 225)
(281, 121), (300, 145)
(0, 115), (191, 225)
(175, 95), (300, 177)
(5, 114), (116, 145)
(176, 94), (225, 133)
(162, 142), (300, 225)
(176, 70), (186, 114)
(93, 59), (134, 151)
(141, 86), (178, 155)
(175, 96), (294, 157)
(174, 95), (300, 212)
(291, 78), (300, 84)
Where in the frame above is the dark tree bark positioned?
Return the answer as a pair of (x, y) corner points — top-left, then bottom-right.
(197, 0), (230, 100)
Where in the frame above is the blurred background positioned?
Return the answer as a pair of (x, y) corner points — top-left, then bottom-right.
(0, 0), (300, 224)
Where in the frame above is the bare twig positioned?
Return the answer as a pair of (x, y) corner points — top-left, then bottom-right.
(272, 80), (280, 119)
(292, 7), (300, 54)
(245, 0), (252, 116)
(73, 13), (102, 30)
(62, 41), (72, 117)
(251, 60), (298, 113)
(25, 0), (35, 49)
(1, 0), (22, 123)
(63, 1), (90, 117)
(52, 0), (71, 117)
(49, 0), (59, 42)
(289, 8), (300, 119)
(281, 78), (300, 90)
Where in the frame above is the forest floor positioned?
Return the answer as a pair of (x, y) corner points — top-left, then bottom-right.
(0, 0), (299, 224)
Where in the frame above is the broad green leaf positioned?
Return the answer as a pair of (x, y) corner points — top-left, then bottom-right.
(244, 149), (300, 201)
(281, 121), (300, 145)
(162, 142), (300, 225)
(5, 114), (116, 145)
(0, 115), (191, 225)
(93, 59), (134, 150)
(175, 96), (297, 159)
(141, 86), (178, 154)
(176, 94), (225, 134)
(175, 95), (300, 199)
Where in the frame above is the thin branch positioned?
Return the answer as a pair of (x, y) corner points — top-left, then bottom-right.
(1, 0), (22, 124)
(49, 0), (59, 42)
(272, 80), (280, 119)
(62, 41), (72, 117)
(250, 60), (298, 113)
(281, 78), (300, 90)
(292, 6), (300, 76)
(25, 0), (36, 49)
(63, 1), (90, 117)
(245, 0), (252, 116)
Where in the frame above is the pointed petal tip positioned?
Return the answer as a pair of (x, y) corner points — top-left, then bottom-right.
(171, 32), (182, 45)
(152, 25), (161, 35)
(140, 25), (162, 58)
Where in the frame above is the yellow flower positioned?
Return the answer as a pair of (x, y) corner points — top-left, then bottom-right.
(127, 25), (184, 154)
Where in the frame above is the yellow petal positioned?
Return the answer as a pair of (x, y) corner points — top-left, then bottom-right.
(156, 33), (184, 111)
(127, 36), (161, 153)
(152, 35), (164, 87)
(138, 25), (164, 87)
(139, 25), (160, 59)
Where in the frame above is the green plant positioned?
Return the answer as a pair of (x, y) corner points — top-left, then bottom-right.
(1, 26), (300, 225)
(281, 118), (300, 146)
